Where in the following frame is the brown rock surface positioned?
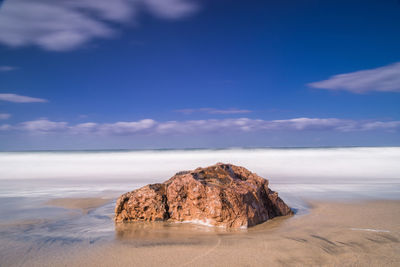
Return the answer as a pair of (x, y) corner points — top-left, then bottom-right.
(115, 163), (293, 228)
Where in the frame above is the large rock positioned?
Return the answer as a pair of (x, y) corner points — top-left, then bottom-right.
(115, 163), (293, 228)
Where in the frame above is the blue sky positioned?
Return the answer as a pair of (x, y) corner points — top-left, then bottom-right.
(0, 0), (400, 150)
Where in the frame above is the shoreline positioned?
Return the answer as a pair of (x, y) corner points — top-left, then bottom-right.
(45, 197), (112, 214)
(0, 198), (399, 266)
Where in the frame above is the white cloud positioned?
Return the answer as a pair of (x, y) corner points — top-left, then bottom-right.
(0, 113), (11, 120)
(0, 124), (11, 131)
(359, 121), (400, 131)
(3, 117), (400, 135)
(18, 119), (68, 132)
(0, 93), (48, 103)
(0, 0), (199, 51)
(70, 122), (98, 134)
(97, 119), (157, 135)
(143, 0), (198, 19)
(0, 66), (17, 72)
(308, 62), (400, 93)
(269, 118), (350, 131)
(176, 108), (252, 115)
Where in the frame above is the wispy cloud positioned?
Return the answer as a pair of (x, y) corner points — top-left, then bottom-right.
(0, 93), (48, 103)
(0, 113), (11, 120)
(0, 0), (199, 51)
(308, 62), (400, 93)
(176, 108), (252, 115)
(2, 117), (400, 135)
(0, 66), (17, 72)
(0, 124), (11, 131)
(93, 119), (157, 135)
(18, 119), (68, 132)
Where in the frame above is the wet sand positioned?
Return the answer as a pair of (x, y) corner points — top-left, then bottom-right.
(45, 197), (111, 214)
(1, 199), (399, 266)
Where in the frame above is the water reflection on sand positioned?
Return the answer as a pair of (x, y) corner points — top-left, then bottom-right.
(1, 197), (399, 267)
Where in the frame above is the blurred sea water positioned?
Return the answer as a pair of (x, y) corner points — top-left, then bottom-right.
(0, 147), (399, 246)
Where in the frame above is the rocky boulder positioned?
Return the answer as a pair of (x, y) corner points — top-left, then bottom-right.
(115, 163), (293, 228)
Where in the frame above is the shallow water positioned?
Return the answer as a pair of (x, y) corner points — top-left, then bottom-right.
(1, 201), (399, 267)
(0, 147), (399, 266)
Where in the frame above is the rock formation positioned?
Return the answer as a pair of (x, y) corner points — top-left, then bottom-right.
(115, 163), (293, 228)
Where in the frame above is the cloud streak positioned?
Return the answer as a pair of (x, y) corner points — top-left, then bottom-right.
(0, 0), (199, 51)
(18, 119), (68, 132)
(308, 62), (400, 93)
(0, 113), (11, 120)
(0, 93), (48, 103)
(176, 108), (252, 115)
(0, 66), (17, 72)
(2, 117), (400, 135)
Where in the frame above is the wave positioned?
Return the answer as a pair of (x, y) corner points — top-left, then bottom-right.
(0, 147), (399, 204)
(1, 147), (399, 181)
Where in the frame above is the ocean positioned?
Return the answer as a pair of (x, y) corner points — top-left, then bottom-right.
(0, 147), (400, 265)
(1, 147), (399, 199)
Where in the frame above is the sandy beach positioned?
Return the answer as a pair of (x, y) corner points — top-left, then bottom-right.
(0, 148), (399, 266)
(0, 198), (399, 266)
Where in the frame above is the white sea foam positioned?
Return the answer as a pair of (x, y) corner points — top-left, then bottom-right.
(181, 219), (216, 228)
(350, 228), (390, 233)
(0, 147), (399, 180)
(0, 147), (399, 199)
